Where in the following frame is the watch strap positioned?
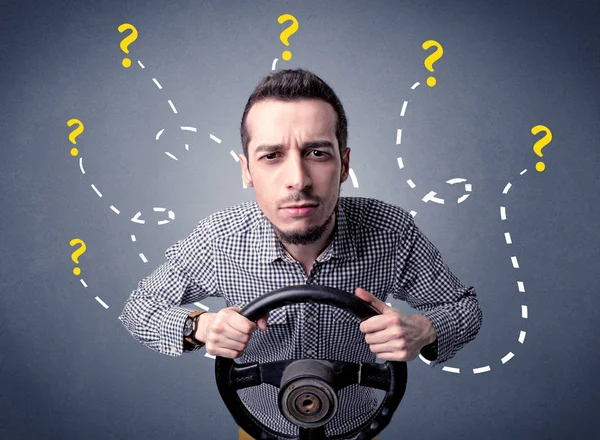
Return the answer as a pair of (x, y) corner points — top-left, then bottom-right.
(184, 310), (206, 347)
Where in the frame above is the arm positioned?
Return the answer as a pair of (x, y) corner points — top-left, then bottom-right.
(393, 216), (483, 367)
(118, 218), (219, 357)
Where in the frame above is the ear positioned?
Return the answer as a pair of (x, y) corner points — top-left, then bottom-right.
(340, 147), (351, 183)
(239, 153), (254, 187)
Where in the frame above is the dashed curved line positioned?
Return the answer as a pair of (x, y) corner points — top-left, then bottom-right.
(80, 279), (88, 288)
(95, 296), (109, 309)
(79, 158), (85, 174)
(272, 58), (278, 71)
(349, 168), (359, 188)
(165, 152), (178, 161)
(156, 129), (165, 140)
(152, 78), (162, 89)
(168, 100), (178, 114)
(400, 101), (408, 117)
(110, 205), (120, 214)
(406, 179), (416, 189)
(139, 253), (148, 263)
(230, 151), (240, 161)
(138, 60), (145, 69)
(91, 184), (102, 197)
(397, 157), (404, 169)
(501, 352), (514, 364)
(210, 134), (222, 143)
(181, 126), (197, 132)
(442, 366), (460, 374)
(473, 366), (491, 374)
(502, 182), (512, 194)
(411, 82), (420, 90)
(131, 235), (136, 242)
(396, 129), (402, 145)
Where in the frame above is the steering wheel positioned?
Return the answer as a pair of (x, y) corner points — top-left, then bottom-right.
(215, 285), (408, 440)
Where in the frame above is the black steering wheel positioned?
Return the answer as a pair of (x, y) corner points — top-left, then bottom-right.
(215, 285), (408, 440)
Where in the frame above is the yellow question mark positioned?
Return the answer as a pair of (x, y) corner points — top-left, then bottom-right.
(278, 14), (299, 61)
(66, 118), (84, 156)
(118, 23), (138, 68)
(531, 124), (552, 172)
(70, 238), (87, 276)
(422, 40), (444, 87)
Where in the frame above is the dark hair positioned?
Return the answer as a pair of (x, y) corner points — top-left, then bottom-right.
(240, 68), (348, 165)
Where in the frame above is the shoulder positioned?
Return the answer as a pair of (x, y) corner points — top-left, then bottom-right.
(339, 196), (414, 234)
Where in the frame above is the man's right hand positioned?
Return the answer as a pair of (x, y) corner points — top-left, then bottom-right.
(196, 306), (269, 359)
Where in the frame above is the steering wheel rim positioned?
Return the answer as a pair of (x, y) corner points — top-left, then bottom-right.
(215, 285), (408, 440)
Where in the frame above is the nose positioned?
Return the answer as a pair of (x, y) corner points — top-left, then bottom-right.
(284, 152), (312, 191)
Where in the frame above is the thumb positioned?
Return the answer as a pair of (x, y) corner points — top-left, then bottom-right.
(354, 287), (388, 314)
(257, 312), (269, 332)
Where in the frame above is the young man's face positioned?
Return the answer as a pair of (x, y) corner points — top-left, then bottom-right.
(240, 99), (350, 246)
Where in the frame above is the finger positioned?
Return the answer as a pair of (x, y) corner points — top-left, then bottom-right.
(206, 345), (244, 359)
(354, 288), (387, 314)
(257, 312), (270, 332)
(359, 315), (391, 333)
(228, 311), (257, 335)
(363, 328), (397, 344)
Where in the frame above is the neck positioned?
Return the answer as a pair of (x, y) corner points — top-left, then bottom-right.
(281, 211), (337, 266)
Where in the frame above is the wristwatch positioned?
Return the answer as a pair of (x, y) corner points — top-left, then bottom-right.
(183, 310), (206, 346)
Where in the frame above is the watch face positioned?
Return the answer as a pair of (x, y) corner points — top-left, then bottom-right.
(183, 317), (193, 337)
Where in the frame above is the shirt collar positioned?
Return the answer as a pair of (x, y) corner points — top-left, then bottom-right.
(255, 199), (357, 264)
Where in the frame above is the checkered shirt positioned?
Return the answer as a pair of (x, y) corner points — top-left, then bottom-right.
(119, 196), (483, 437)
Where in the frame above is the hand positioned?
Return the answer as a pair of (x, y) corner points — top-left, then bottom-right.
(200, 306), (269, 359)
(355, 288), (436, 362)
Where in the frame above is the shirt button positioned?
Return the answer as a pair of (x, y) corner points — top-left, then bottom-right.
(306, 315), (314, 323)
(306, 349), (313, 356)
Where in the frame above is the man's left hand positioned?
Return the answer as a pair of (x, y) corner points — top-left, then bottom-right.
(355, 287), (437, 362)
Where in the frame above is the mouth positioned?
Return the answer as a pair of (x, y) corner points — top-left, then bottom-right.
(281, 204), (318, 217)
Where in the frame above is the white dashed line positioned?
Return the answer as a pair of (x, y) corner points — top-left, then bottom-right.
(473, 366), (491, 374)
(465, 184), (472, 192)
(95, 296), (109, 309)
(457, 194), (470, 204)
(210, 134), (222, 143)
(502, 182), (512, 194)
(131, 235), (136, 242)
(80, 279), (88, 288)
(418, 354), (431, 365)
(152, 78), (162, 89)
(518, 331), (526, 344)
(500, 206), (507, 220)
(79, 158), (85, 174)
(185, 144), (189, 151)
(165, 152), (178, 161)
(520, 169), (527, 175)
(396, 129), (402, 145)
(349, 168), (359, 188)
(271, 58), (278, 71)
(230, 151), (240, 161)
(168, 100), (178, 114)
(156, 129), (165, 140)
(194, 302), (210, 311)
(517, 281), (525, 292)
(205, 352), (216, 359)
(411, 82), (420, 89)
(153, 207), (166, 212)
(501, 352), (514, 364)
(504, 232), (512, 244)
(181, 126), (197, 132)
(91, 184), (102, 197)
(422, 191), (444, 204)
(397, 157), (404, 169)
(441, 366), (460, 374)
(110, 205), (120, 214)
(511, 256), (519, 269)
(131, 212), (145, 224)
(407, 179), (416, 189)
(409, 210), (417, 217)
(385, 302), (391, 307)
(400, 101), (408, 117)
(521, 305), (528, 319)
(138, 60), (145, 68)
(446, 177), (466, 184)
(139, 253), (148, 263)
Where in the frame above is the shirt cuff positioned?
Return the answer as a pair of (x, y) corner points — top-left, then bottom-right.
(421, 308), (456, 367)
(159, 306), (204, 356)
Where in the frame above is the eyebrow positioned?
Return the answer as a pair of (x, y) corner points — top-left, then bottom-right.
(254, 140), (335, 155)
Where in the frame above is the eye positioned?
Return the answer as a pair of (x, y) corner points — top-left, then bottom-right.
(261, 152), (279, 160)
(310, 150), (328, 158)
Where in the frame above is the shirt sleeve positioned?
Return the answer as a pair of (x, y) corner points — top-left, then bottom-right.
(392, 216), (483, 368)
(118, 217), (220, 357)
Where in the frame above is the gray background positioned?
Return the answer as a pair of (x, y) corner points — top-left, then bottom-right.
(1, 0), (599, 438)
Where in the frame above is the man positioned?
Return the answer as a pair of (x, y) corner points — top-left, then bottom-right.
(119, 68), (483, 439)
